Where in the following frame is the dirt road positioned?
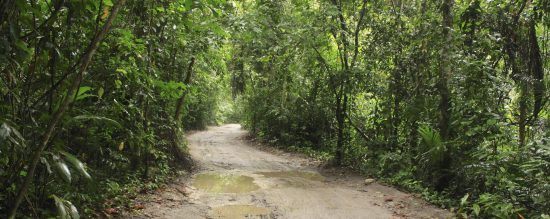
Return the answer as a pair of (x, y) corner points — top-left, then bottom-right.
(134, 124), (451, 219)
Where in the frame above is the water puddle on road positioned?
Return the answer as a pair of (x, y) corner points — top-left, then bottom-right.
(193, 173), (260, 193)
(256, 170), (325, 187)
(257, 170), (325, 181)
(210, 205), (271, 218)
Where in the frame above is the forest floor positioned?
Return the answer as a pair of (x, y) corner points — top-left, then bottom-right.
(128, 124), (452, 219)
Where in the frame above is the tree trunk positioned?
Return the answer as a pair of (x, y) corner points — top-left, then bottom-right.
(438, 0), (453, 141)
(174, 57), (196, 124)
(335, 83), (347, 166)
(436, 0), (454, 191)
(518, 85), (528, 147)
(528, 20), (545, 122)
(172, 57), (195, 168)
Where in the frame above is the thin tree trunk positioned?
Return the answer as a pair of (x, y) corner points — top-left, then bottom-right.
(518, 85), (528, 147)
(335, 84), (345, 165)
(528, 20), (545, 121)
(331, 0), (354, 166)
(7, 1), (126, 217)
(171, 57), (196, 168)
(438, 0), (453, 141)
(174, 57), (196, 124)
(436, 0), (454, 191)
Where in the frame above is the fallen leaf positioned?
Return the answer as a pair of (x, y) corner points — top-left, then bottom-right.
(133, 204), (145, 210)
(104, 207), (118, 215)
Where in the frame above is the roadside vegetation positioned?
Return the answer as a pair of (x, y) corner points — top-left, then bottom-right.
(1, 0), (231, 217)
(231, 0), (549, 218)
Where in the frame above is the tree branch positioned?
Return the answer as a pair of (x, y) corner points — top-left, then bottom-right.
(351, 0), (368, 68)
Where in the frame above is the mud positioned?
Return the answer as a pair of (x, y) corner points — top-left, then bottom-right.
(193, 173), (260, 194)
(132, 124), (452, 219)
(256, 170), (325, 181)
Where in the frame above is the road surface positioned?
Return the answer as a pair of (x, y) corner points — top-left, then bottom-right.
(133, 124), (450, 219)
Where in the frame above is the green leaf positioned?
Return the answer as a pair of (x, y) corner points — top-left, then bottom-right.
(76, 86), (92, 96)
(9, 124), (24, 143)
(0, 123), (10, 141)
(115, 68), (127, 75)
(51, 195), (68, 219)
(104, 0), (114, 7)
(75, 86), (94, 101)
(72, 115), (122, 128)
(60, 151), (91, 180)
(460, 193), (469, 206)
(115, 79), (122, 89)
(97, 87), (105, 98)
(0, 123), (26, 147)
(66, 200), (80, 219)
(51, 195), (80, 219)
(472, 204), (480, 216)
(53, 156), (72, 183)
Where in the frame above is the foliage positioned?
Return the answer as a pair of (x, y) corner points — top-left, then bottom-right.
(0, 0), (231, 217)
(227, 0), (550, 217)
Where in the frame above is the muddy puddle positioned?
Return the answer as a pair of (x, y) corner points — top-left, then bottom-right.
(257, 170), (324, 181)
(256, 170), (324, 187)
(192, 173), (260, 193)
(210, 205), (271, 218)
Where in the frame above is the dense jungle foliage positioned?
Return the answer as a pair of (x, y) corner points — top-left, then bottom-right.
(0, 0), (549, 218)
(1, 0), (233, 217)
(231, 0), (549, 218)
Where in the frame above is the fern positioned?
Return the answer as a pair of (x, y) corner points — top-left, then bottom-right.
(418, 125), (446, 167)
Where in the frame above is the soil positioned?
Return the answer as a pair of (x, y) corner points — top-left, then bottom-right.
(128, 124), (452, 219)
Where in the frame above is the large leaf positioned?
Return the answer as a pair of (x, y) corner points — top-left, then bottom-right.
(75, 86), (94, 101)
(51, 195), (68, 219)
(51, 195), (80, 219)
(0, 122), (26, 147)
(418, 125), (442, 149)
(0, 123), (11, 140)
(418, 125), (446, 166)
(66, 200), (80, 219)
(53, 156), (72, 183)
(71, 115), (122, 128)
(0, 123), (9, 148)
(60, 151), (91, 179)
